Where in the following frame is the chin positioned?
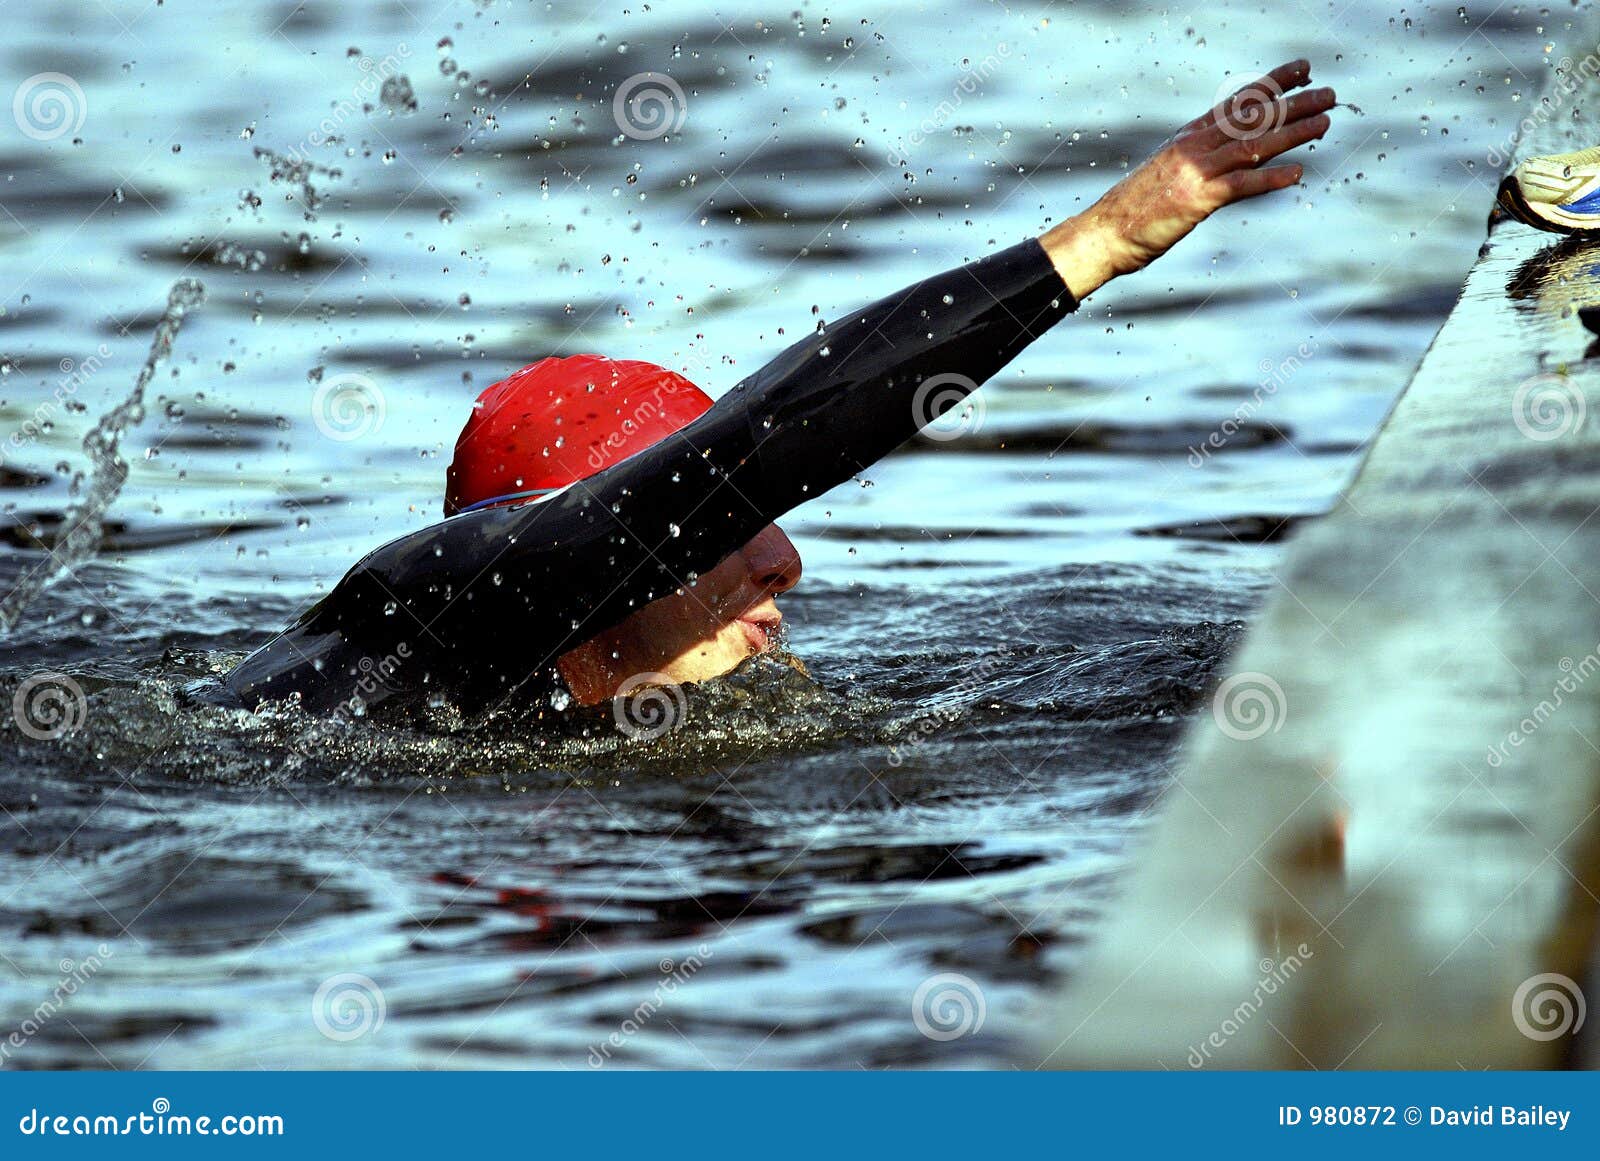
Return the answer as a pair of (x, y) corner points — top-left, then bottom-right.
(663, 636), (764, 685)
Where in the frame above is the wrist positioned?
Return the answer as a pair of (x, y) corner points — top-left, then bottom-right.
(1038, 210), (1119, 302)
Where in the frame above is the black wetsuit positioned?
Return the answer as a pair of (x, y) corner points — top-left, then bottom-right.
(218, 236), (1077, 717)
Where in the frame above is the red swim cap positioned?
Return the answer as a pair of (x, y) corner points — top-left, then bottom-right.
(444, 353), (713, 516)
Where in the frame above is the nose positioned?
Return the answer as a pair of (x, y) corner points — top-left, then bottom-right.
(743, 524), (803, 595)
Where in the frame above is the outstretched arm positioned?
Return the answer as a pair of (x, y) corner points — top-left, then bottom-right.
(742, 59), (1335, 511)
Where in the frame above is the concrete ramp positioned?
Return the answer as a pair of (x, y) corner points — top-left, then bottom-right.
(1039, 49), (1600, 1069)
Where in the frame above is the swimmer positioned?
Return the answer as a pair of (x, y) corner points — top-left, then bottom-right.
(217, 60), (1337, 720)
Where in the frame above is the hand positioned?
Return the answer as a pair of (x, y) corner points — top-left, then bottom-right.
(1040, 60), (1336, 300)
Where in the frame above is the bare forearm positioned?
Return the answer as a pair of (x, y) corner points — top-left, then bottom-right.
(1038, 215), (1119, 302)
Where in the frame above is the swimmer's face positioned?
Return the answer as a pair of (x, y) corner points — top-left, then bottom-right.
(556, 523), (803, 704)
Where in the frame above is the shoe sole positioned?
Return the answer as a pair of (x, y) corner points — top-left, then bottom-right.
(1497, 174), (1599, 234)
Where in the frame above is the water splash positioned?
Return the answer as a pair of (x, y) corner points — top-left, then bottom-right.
(0, 279), (206, 632)
(252, 147), (342, 218)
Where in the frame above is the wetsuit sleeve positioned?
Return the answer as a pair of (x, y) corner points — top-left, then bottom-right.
(719, 235), (1076, 514)
(220, 237), (1076, 714)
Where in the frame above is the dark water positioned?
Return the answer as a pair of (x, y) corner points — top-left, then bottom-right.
(0, 0), (1549, 1066)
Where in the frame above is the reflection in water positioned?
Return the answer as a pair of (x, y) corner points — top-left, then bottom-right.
(1504, 233), (1600, 360)
(1505, 234), (1600, 311)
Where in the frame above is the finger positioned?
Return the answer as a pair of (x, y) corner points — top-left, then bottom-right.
(1193, 86), (1335, 151)
(1203, 113), (1330, 176)
(1211, 163), (1304, 203)
(1181, 58), (1312, 134)
(1205, 73), (1326, 145)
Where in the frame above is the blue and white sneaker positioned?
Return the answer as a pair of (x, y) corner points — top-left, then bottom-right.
(1499, 146), (1600, 233)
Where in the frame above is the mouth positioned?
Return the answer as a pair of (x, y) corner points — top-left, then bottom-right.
(736, 613), (784, 653)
